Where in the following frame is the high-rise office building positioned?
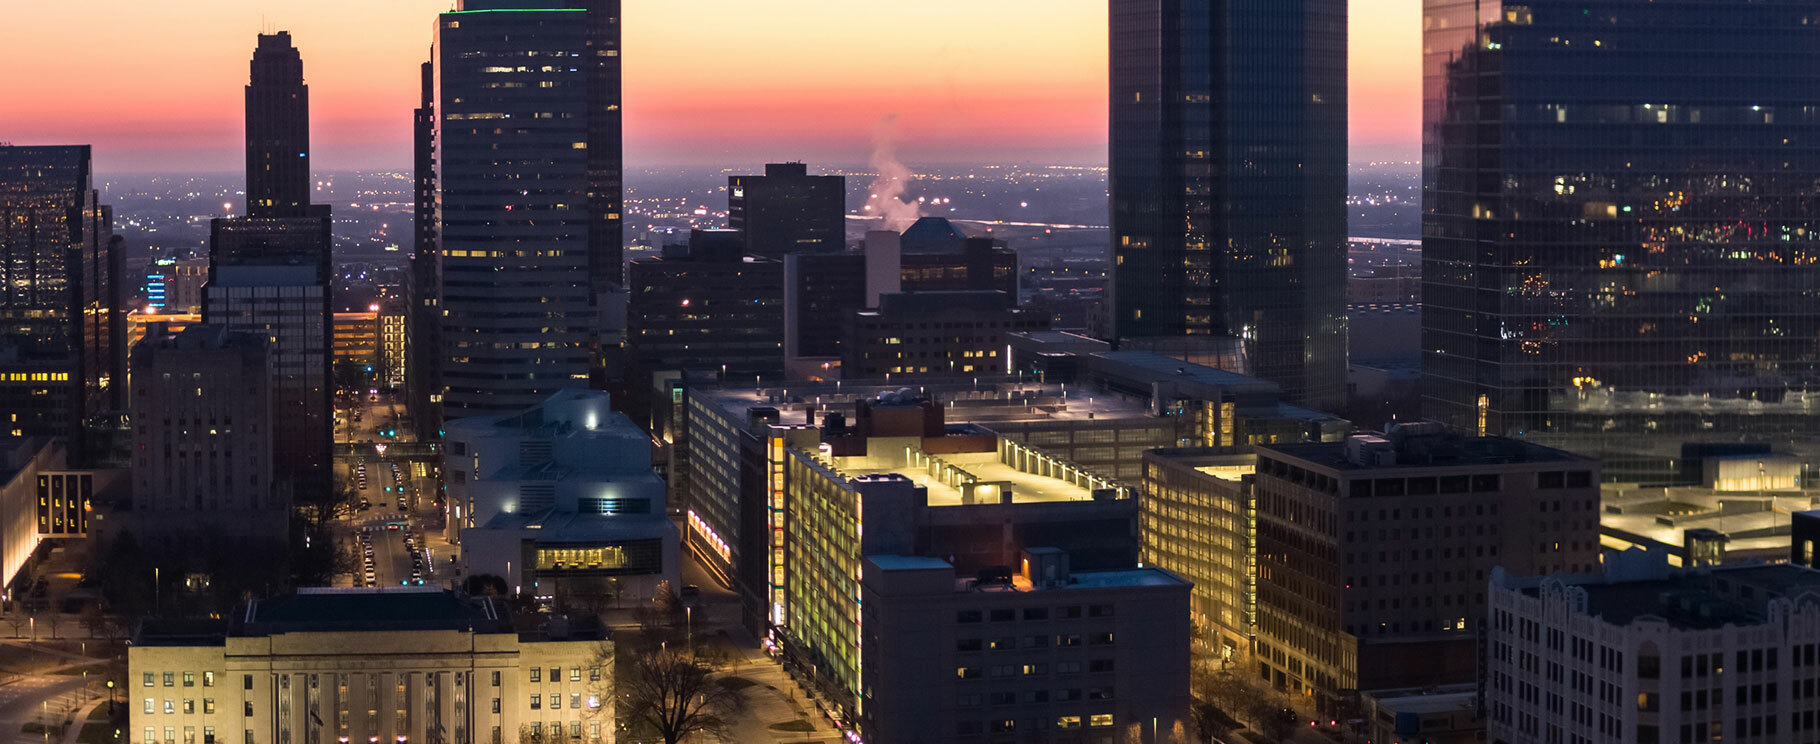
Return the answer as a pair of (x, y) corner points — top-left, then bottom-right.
(432, 0), (623, 420)
(0, 145), (125, 452)
(623, 229), (784, 418)
(1420, 1), (1820, 463)
(129, 325), (282, 550)
(728, 162), (845, 257)
(205, 32), (334, 503)
(1108, 0), (1348, 410)
(407, 59), (442, 440)
(782, 251), (866, 366)
(245, 32), (312, 219)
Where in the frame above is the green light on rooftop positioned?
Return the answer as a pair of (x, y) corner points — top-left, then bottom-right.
(447, 8), (584, 14)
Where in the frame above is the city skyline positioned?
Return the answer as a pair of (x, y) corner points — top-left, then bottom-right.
(0, 0), (1421, 172)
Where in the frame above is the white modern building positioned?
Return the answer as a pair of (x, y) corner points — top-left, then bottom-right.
(446, 390), (676, 603)
(1486, 550), (1820, 744)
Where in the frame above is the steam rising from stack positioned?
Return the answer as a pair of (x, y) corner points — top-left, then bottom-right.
(866, 114), (923, 233)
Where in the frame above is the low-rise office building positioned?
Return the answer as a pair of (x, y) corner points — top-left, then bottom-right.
(1251, 424), (1601, 713)
(842, 291), (1048, 379)
(128, 325), (283, 551)
(1139, 449), (1256, 662)
(862, 550), (1191, 744)
(1487, 552), (1820, 744)
(129, 588), (612, 744)
(672, 352), (1345, 634)
(780, 432), (1189, 743)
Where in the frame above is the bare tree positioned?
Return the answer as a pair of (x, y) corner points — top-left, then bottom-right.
(43, 603), (63, 641)
(80, 603), (107, 640)
(620, 647), (749, 744)
(1245, 691), (1300, 744)
(6, 611), (27, 639)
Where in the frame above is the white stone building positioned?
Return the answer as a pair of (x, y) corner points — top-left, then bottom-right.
(1486, 551), (1820, 744)
(128, 588), (611, 744)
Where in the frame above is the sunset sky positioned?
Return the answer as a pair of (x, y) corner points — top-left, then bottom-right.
(0, 1), (1420, 173)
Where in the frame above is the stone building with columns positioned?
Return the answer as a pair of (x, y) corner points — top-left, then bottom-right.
(128, 588), (611, 744)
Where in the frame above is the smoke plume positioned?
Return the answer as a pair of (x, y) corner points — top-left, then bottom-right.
(866, 115), (923, 233)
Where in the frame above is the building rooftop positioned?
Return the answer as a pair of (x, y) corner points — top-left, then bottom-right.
(1600, 484), (1817, 564)
(869, 291), (1016, 315)
(232, 588), (512, 636)
(1262, 427), (1587, 472)
(478, 509), (676, 541)
(867, 555), (954, 572)
(1515, 563), (1820, 631)
(823, 447), (1117, 507)
(689, 379), (1157, 439)
(899, 217), (969, 254)
(1089, 351), (1276, 394)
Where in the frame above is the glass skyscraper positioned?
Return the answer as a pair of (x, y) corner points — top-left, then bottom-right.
(432, 0), (624, 420)
(1421, 0), (1820, 461)
(0, 145), (123, 452)
(1108, 0), (1348, 410)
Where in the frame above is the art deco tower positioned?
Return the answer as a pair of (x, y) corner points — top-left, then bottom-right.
(204, 31), (333, 504)
(246, 32), (311, 219)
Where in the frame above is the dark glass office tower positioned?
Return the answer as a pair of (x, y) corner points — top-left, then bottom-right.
(0, 146), (123, 453)
(432, 0), (624, 420)
(246, 32), (311, 219)
(207, 32), (333, 503)
(729, 163), (846, 257)
(407, 58), (443, 440)
(1108, 0), (1348, 410)
(1421, 1), (1820, 461)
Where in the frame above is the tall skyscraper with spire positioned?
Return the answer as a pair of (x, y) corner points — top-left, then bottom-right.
(1107, 0), (1348, 411)
(429, 0), (624, 421)
(245, 31), (312, 219)
(203, 31), (333, 505)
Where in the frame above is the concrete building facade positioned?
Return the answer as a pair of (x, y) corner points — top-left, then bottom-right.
(128, 588), (611, 744)
(727, 162), (845, 258)
(778, 438), (1189, 743)
(1250, 425), (1601, 713)
(129, 325), (282, 549)
(1487, 553), (1820, 744)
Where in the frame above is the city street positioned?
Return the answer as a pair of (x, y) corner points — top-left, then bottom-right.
(334, 390), (443, 589)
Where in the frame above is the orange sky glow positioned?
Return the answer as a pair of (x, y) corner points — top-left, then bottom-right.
(0, 0), (1420, 172)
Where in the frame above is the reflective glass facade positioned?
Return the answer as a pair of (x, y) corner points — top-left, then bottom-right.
(1109, 0), (1348, 410)
(0, 146), (123, 448)
(1423, 1), (1820, 459)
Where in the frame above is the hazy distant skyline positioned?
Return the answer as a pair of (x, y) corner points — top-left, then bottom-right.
(0, 0), (1420, 173)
